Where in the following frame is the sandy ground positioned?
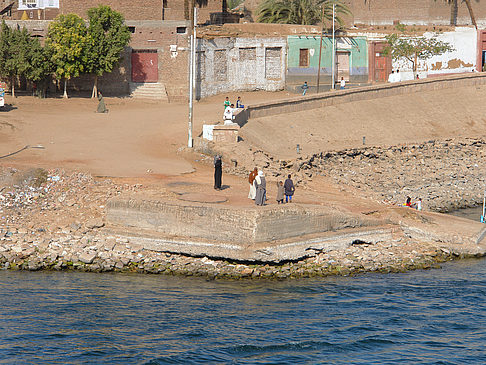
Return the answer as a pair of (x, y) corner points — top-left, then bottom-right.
(2, 84), (486, 212)
(241, 85), (486, 159)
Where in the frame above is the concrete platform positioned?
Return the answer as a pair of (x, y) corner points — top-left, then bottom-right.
(105, 197), (392, 262)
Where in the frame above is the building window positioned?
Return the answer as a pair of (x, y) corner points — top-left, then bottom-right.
(22, 0), (37, 8)
(239, 47), (256, 61)
(176, 27), (187, 34)
(299, 48), (309, 67)
(265, 47), (282, 79)
(128, 26), (136, 34)
(214, 50), (227, 82)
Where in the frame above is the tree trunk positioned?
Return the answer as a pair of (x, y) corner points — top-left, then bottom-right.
(464, 0), (477, 29)
(450, 0), (458, 26)
(91, 74), (98, 99)
(63, 79), (68, 99)
(11, 76), (14, 98)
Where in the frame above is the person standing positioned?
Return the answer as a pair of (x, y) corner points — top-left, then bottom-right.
(276, 181), (285, 204)
(97, 91), (108, 113)
(388, 70), (395, 83)
(248, 167), (258, 200)
(254, 170), (266, 206)
(214, 155), (222, 190)
(223, 96), (231, 111)
(284, 174), (295, 203)
(340, 77), (346, 90)
(301, 81), (308, 96)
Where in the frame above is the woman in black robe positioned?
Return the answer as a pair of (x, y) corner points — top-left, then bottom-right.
(214, 155), (222, 190)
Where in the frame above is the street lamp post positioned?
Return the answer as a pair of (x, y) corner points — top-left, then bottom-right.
(188, 7), (197, 148)
(331, 3), (336, 90)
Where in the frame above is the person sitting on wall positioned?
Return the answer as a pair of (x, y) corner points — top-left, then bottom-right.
(236, 96), (244, 108)
(223, 103), (235, 124)
(388, 70), (395, 83)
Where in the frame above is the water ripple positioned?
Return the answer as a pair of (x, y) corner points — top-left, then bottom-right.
(2, 261), (486, 363)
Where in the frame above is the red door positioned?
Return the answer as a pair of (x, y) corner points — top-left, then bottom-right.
(375, 56), (387, 82)
(131, 50), (158, 83)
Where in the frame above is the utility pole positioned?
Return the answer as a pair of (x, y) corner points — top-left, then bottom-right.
(188, 6), (197, 148)
(316, 6), (324, 94)
(331, 3), (336, 90)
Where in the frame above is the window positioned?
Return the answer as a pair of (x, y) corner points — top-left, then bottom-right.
(265, 47), (282, 79)
(128, 26), (136, 34)
(299, 48), (309, 67)
(214, 50), (227, 82)
(176, 27), (187, 34)
(22, 0), (37, 8)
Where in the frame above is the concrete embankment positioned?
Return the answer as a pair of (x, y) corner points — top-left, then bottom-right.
(1, 155), (486, 279)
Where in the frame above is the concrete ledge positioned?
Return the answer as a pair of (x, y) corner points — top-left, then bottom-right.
(240, 73), (486, 122)
(106, 198), (382, 244)
(105, 197), (392, 261)
(104, 225), (395, 262)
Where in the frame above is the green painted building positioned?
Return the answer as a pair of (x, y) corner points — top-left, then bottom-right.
(287, 35), (369, 91)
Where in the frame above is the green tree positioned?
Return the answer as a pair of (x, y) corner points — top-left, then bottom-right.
(86, 5), (131, 98)
(257, 0), (350, 26)
(25, 39), (54, 98)
(46, 14), (89, 98)
(382, 33), (455, 75)
(0, 23), (34, 97)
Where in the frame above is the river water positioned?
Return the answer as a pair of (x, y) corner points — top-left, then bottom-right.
(2, 260), (486, 364)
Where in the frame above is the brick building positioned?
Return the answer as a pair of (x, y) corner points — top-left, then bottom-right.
(2, 1), (228, 100)
(2, 0), (223, 23)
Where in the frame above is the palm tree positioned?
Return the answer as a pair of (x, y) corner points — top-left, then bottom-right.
(437, 0), (477, 28)
(257, 0), (351, 26)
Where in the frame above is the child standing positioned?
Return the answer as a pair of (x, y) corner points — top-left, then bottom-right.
(276, 181), (284, 204)
(223, 96), (230, 111)
(284, 174), (295, 203)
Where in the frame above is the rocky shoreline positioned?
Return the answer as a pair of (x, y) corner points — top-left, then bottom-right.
(1, 137), (486, 279)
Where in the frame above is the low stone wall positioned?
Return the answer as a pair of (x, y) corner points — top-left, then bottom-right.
(236, 73), (486, 124)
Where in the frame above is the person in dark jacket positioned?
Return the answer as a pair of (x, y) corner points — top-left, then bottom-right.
(214, 155), (222, 190)
(284, 174), (295, 203)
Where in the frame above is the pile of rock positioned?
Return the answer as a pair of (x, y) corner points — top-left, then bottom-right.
(0, 227), (463, 278)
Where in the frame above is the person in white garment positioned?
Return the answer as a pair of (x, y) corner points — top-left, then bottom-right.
(223, 103), (235, 124)
(388, 70), (395, 83)
(340, 77), (346, 90)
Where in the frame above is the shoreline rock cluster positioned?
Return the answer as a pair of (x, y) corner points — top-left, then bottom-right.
(0, 227), (476, 278)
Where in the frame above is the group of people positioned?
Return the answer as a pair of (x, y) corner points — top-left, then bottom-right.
(405, 196), (422, 211)
(248, 168), (295, 206)
(223, 96), (244, 124)
(388, 69), (401, 83)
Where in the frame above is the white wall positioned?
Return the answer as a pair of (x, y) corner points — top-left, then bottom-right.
(196, 37), (287, 99)
(391, 27), (477, 81)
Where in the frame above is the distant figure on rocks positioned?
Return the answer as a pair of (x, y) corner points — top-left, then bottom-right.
(224, 96), (230, 111)
(97, 91), (108, 113)
(276, 181), (284, 204)
(405, 196), (412, 207)
(414, 198), (422, 211)
(254, 170), (266, 206)
(248, 167), (258, 200)
(214, 155), (222, 190)
(236, 96), (244, 108)
(284, 174), (295, 203)
(301, 81), (308, 96)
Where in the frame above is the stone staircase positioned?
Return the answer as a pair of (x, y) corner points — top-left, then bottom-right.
(129, 82), (168, 101)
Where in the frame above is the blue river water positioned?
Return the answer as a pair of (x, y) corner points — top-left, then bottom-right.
(2, 259), (486, 364)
